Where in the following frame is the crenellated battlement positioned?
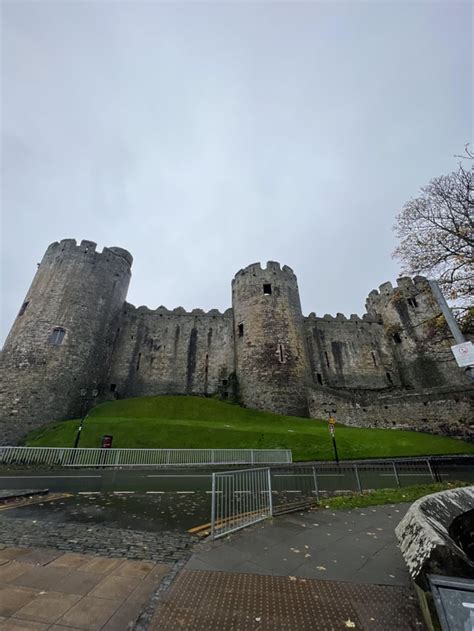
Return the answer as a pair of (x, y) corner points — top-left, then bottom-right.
(305, 312), (380, 324)
(232, 261), (296, 284)
(45, 239), (133, 267)
(365, 275), (429, 314)
(123, 302), (233, 318)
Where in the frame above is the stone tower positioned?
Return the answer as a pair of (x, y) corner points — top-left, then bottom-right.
(0, 239), (132, 443)
(232, 262), (311, 417)
(365, 276), (461, 388)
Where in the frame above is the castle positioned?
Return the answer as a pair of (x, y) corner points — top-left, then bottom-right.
(1, 238), (473, 445)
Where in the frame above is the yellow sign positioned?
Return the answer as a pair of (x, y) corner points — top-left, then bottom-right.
(328, 417), (336, 425)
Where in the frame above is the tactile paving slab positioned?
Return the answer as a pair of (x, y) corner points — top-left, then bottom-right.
(149, 569), (426, 630)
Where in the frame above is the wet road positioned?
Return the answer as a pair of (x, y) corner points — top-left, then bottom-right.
(1, 491), (211, 532)
(0, 460), (471, 494)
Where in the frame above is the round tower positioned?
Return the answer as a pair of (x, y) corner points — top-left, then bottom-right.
(0, 239), (132, 443)
(232, 261), (311, 417)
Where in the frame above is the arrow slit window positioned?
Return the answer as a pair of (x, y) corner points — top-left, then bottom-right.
(50, 327), (66, 345)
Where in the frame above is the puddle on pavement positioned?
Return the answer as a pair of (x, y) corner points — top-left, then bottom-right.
(2, 492), (211, 532)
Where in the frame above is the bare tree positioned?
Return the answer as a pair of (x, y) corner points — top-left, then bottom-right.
(393, 145), (474, 329)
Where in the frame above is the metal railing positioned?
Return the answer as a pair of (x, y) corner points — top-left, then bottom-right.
(0, 447), (292, 468)
(210, 458), (441, 538)
(211, 467), (273, 539)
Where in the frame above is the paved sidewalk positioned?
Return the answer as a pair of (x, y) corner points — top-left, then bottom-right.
(148, 503), (426, 630)
(0, 545), (171, 630)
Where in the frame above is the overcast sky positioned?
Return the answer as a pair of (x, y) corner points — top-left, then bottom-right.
(1, 1), (472, 345)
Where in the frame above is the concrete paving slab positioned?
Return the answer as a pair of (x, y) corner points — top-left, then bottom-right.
(48, 553), (91, 570)
(89, 574), (141, 600)
(12, 591), (81, 624)
(47, 570), (104, 596)
(0, 618), (49, 630)
(12, 565), (73, 591)
(0, 585), (38, 617)
(0, 561), (31, 583)
(55, 595), (122, 629)
(111, 559), (155, 579)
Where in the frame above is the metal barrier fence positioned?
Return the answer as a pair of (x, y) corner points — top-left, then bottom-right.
(211, 467), (273, 539)
(271, 458), (437, 509)
(210, 458), (440, 538)
(0, 447), (292, 467)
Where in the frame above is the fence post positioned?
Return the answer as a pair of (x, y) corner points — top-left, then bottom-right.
(354, 464), (363, 493)
(312, 466), (320, 502)
(211, 449), (215, 465)
(426, 458), (436, 482)
(267, 468), (273, 516)
(211, 473), (216, 539)
(251, 450), (255, 465)
(392, 461), (401, 488)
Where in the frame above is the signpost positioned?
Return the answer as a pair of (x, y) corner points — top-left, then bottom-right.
(101, 435), (113, 449)
(451, 341), (474, 368)
(328, 415), (339, 464)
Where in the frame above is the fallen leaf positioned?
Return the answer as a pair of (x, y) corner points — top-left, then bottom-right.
(344, 619), (356, 628)
(289, 576), (297, 581)
(255, 617), (261, 622)
(316, 565), (326, 571)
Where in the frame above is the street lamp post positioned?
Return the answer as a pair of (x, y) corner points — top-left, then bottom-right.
(325, 408), (339, 464)
(73, 386), (98, 449)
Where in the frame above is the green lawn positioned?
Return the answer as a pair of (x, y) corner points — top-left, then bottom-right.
(23, 395), (474, 461)
(317, 482), (469, 510)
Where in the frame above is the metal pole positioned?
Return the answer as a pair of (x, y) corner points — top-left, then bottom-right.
(393, 461), (401, 488)
(211, 473), (216, 539)
(354, 464), (362, 493)
(429, 280), (465, 344)
(332, 434), (339, 464)
(267, 468), (273, 516)
(426, 458), (436, 482)
(312, 466), (320, 502)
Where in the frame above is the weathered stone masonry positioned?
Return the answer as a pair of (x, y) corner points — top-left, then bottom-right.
(1, 238), (472, 444)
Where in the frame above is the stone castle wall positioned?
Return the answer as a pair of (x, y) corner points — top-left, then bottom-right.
(0, 239), (132, 444)
(232, 262), (311, 417)
(1, 237), (472, 445)
(107, 304), (234, 400)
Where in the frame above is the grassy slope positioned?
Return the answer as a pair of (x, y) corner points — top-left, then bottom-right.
(24, 396), (474, 461)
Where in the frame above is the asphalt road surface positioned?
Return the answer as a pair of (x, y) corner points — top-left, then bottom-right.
(0, 460), (471, 494)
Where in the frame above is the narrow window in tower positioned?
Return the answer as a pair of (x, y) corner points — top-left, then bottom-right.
(324, 351), (330, 368)
(50, 327), (66, 346)
(277, 343), (286, 363)
(407, 297), (418, 308)
(316, 373), (323, 385)
(392, 332), (402, 344)
(18, 301), (29, 317)
(136, 352), (141, 370)
(371, 351), (378, 367)
(386, 371), (393, 384)
(263, 283), (272, 295)
(238, 323), (244, 337)
(110, 384), (117, 393)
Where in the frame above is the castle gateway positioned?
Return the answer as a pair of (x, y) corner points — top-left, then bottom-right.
(1, 238), (472, 444)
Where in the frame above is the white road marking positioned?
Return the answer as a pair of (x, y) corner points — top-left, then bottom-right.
(0, 476), (101, 479)
(146, 491), (165, 494)
(113, 491), (135, 494)
(78, 491), (101, 495)
(147, 474), (210, 478)
(176, 491), (195, 494)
